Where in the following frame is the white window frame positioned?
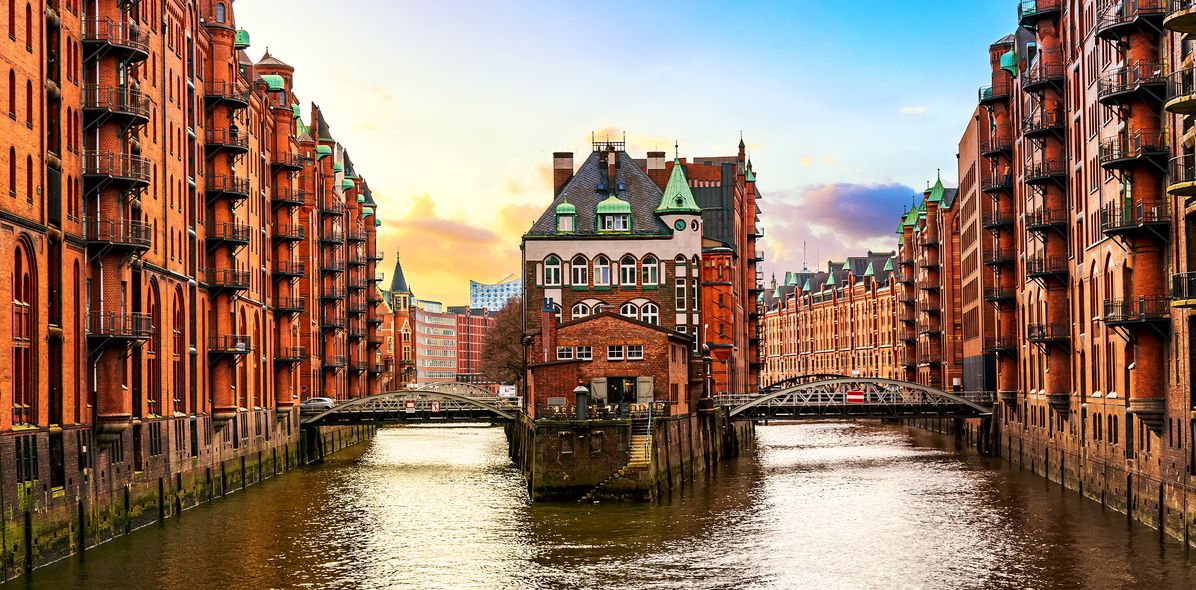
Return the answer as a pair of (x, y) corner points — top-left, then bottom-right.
(607, 345), (624, 361)
(675, 278), (686, 310)
(594, 256), (611, 286)
(544, 256), (561, 286)
(620, 302), (638, 320)
(576, 346), (593, 360)
(556, 346), (573, 360)
(620, 256), (637, 286)
(627, 345), (644, 360)
(640, 303), (659, 326)
(571, 303), (591, 319)
(642, 256), (658, 286)
(570, 256), (588, 286)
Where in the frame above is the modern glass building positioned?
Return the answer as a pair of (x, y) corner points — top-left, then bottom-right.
(469, 274), (522, 311)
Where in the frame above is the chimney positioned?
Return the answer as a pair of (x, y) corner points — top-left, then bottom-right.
(606, 149), (618, 186)
(553, 152), (574, 196)
(646, 151), (667, 189)
(540, 297), (557, 363)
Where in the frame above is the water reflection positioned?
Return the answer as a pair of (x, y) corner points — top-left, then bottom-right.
(9, 423), (1194, 589)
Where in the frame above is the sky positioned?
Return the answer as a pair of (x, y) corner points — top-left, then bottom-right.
(235, 0), (1016, 305)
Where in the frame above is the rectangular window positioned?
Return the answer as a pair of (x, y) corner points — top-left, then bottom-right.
(675, 279), (686, 310)
(627, 345), (644, 360)
(576, 346), (593, 360)
(607, 345), (624, 361)
(556, 346), (573, 360)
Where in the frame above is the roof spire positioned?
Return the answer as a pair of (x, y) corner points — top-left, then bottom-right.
(656, 151), (701, 215)
(674, 140), (679, 161)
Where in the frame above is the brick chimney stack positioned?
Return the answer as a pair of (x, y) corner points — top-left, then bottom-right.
(553, 152), (574, 196)
(646, 151), (667, 189)
(540, 298), (557, 363)
(607, 148), (617, 186)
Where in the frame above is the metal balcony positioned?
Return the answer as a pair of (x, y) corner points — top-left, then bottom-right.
(209, 334), (252, 357)
(273, 261), (306, 279)
(1024, 159), (1067, 185)
(1172, 272), (1196, 306)
(321, 314), (346, 330)
(367, 293), (384, 305)
(1026, 256), (1069, 282)
(918, 353), (944, 366)
(347, 253), (367, 267)
(205, 221), (252, 247)
(1022, 52), (1065, 93)
(1095, 0), (1166, 39)
(320, 200), (346, 216)
(83, 152), (151, 189)
(982, 209), (1015, 231)
(205, 269), (250, 292)
(82, 84), (151, 127)
(1167, 155), (1196, 197)
(320, 231), (345, 244)
(368, 316), (384, 327)
(983, 337), (1019, 354)
(1019, 0), (1063, 29)
(1027, 323), (1070, 346)
(348, 360), (367, 371)
(1097, 130), (1168, 170)
(1103, 296), (1170, 328)
(82, 17), (149, 62)
(203, 81), (250, 109)
(272, 188), (309, 208)
(980, 135), (1013, 158)
(1022, 109), (1065, 139)
(85, 218), (152, 252)
(1097, 63), (1166, 106)
(323, 355), (346, 369)
(86, 311), (152, 341)
(347, 229), (368, 242)
(271, 151), (305, 172)
(1165, 0), (1196, 33)
(272, 225), (305, 242)
(275, 346), (307, 365)
(348, 277), (369, 289)
(1099, 200), (1170, 240)
(1024, 207), (1069, 234)
(983, 287), (1016, 304)
(321, 259), (346, 273)
(204, 128), (249, 155)
(204, 175), (250, 202)
(321, 288), (346, 301)
(347, 301), (369, 315)
(981, 173), (1013, 193)
(916, 253), (940, 269)
(1165, 68), (1196, 114)
(979, 81), (1011, 106)
(275, 296), (306, 314)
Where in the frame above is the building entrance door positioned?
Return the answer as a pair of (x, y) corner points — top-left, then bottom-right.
(607, 377), (638, 404)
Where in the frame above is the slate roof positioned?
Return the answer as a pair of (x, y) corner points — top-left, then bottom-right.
(257, 51), (292, 69)
(526, 151), (671, 237)
(389, 253), (411, 294)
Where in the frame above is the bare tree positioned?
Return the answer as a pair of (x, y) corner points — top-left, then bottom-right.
(481, 297), (524, 385)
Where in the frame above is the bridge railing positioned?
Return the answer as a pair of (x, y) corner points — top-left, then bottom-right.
(716, 389), (997, 407)
(535, 401), (671, 421)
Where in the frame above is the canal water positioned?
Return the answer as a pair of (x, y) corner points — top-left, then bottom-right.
(7, 423), (1195, 589)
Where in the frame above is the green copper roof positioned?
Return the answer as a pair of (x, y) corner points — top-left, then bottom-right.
(927, 173), (945, 204)
(362, 206), (374, 217)
(315, 145), (332, 159)
(883, 258), (894, 272)
(357, 194), (366, 203)
(918, 200), (926, 213)
(291, 104), (301, 118)
(261, 74), (285, 91)
(597, 195), (632, 215)
(864, 260), (875, 277)
(555, 200), (576, 215)
(785, 271), (798, 286)
(903, 203), (919, 227)
(1000, 48), (1018, 78)
(745, 164), (756, 183)
(332, 161), (344, 173)
(656, 160), (702, 215)
(374, 218), (382, 227)
(803, 278), (812, 292)
(341, 179), (355, 191)
(234, 29), (251, 50)
(826, 271), (836, 287)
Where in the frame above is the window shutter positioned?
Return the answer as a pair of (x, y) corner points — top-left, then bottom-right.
(590, 377), (607, 403)
(636, 376), (654, 404)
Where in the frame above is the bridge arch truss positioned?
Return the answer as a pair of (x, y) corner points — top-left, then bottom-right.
(301, 382), (519, 426)
(723, 377), (994, 420)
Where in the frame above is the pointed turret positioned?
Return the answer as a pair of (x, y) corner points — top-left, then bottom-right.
(927, 170), (945, 204)
(389, 250), (411, 296)
(656, 158), (702, 215)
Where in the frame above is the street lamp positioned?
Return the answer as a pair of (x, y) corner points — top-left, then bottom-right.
(573, 384), (590, 420)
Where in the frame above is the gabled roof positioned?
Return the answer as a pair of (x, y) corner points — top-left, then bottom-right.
(526, 311), (691, 343)
(657, 158), (701, 214)
(526, 151), (671, 237)
(257, 51), (292, 69)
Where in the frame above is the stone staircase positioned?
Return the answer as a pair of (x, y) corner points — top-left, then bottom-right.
(579, 421), (652, 503)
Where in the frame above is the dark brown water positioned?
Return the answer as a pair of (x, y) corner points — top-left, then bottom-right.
(7, 423), (1194, 589)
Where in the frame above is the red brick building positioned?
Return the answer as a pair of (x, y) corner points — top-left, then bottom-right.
(452, 306), (494, 384)
(0, 0), (382, 567)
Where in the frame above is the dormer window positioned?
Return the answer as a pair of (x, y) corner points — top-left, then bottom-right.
(601, 214), (629, 231)
(558, 215), (574, 233)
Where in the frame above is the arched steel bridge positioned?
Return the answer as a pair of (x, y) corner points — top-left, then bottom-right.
(716, 377), (995, 420)
(300, 382), (518, 426)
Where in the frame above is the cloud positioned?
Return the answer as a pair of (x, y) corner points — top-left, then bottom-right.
(899, 106), (929, 115)
(761, 183), (915, 277)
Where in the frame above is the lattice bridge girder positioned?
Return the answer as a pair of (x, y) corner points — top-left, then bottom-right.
(719, 377), (994, 420)
(300, 382), (519, 426)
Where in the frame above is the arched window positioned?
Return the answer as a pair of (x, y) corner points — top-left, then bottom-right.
(8, 147), (15, 196)
(23, 3), (30, 49)
(640, 302), (659, 325)
(215, 2), (226, 23)
(543, 255), (561, 286)
(641, 255), (658, 286)
(594, 255), (610, 286)
(7, 69), (13, 116)
(7, 0), (14, 38)
(570, 255), (588, 286)
(620, 255), (637, 286)
(552, 303), (562, 324)
(24, 79), (30, 125)
(24, 155), (30, 201)
(173, 291), (185, 414)
(571, 303), (591, 319)
(620, 302), (638, 320)
(12, 243), (35, 425)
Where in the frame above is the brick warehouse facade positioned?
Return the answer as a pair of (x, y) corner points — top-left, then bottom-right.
(762, 0), (1196, 548)
(0, 0), (383, 574)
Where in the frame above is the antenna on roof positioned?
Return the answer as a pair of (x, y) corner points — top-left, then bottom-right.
(802, 241), (808, 272)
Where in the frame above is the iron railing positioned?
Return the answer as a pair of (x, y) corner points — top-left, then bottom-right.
(87, 311), (152, 338)
(1103, 296), (1170, 323)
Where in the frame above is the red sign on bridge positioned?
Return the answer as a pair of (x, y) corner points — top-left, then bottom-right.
(846, 390), (865, 404)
